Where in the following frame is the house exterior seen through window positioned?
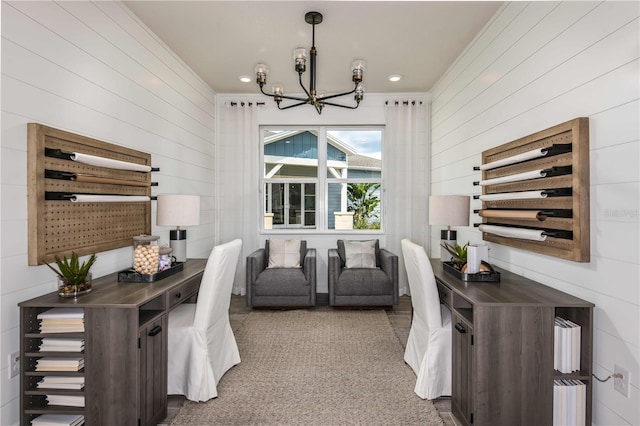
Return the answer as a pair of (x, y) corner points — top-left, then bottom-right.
(262, 127), (383, 231)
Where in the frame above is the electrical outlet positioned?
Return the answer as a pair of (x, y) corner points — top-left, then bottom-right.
(614, 364), (630, 398)
(9, 351), (20, 378)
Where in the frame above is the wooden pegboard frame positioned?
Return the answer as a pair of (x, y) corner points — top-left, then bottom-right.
(28, 123), (153, 265)
(475, 118), (590, 262)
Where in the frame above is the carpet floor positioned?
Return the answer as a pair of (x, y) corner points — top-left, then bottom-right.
(170, 309), (444, 426)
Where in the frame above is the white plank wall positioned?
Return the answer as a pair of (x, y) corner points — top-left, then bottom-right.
(0, 2), (216, 423)
(430, 2), (639, 425)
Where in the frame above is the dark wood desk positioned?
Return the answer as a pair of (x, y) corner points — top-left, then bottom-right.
(430, 259), (594, 426)
(19, 259), (206, 426)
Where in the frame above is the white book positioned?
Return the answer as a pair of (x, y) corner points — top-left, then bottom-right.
(46, 394), (85, 407)
(39, 376), (85, 384)
(574, 379), (586, 426)
(31, 413), (84, 426)
(38, 381), (84, 390)
(554, 318), (563, 371)
(556, 380), (566, 426)
(554, 317), (569, 373)
(37, 308), (84, 319)
(36, 357), (84, 371)
(565, 319), (581, 372)
(39, 346), (84, 352)
(564, 379), (577, 426)
(41, 338), (84, 346)
(553, 380), (561, 425)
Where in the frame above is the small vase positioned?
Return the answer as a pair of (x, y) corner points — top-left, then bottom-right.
(58, 273), (92, 298)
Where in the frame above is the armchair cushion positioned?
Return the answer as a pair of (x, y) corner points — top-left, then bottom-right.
(254, 269), (310, 297)
(267, 238), (301, 268)
(344, 240), (377, 268)
(335, 268), (393, 295)
(337, 239), (380, 267)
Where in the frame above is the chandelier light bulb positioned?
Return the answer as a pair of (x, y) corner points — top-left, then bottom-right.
(272, 83), (284, 96)
(352, 59), (365, 83)
(255, 63), (269, 85)
(355, 83), (365, 102)
(293, 47), (308, 73)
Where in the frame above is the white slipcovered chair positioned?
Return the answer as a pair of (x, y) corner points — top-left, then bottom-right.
(167, 239), (243, 401)
(401, 239), (452, 400)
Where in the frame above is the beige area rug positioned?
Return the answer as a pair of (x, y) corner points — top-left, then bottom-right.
(170, 309), (444, 426)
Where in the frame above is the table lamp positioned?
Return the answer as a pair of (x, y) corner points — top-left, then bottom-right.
(156, 194), (200, 263)
(429, 195), (470, 262)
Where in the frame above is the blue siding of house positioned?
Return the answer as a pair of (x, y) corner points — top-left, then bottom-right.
(327, 184), (341, 229)
(328, 144), (346, 161)
(348, 170), (381, 178)
(265, 132), (317, 159)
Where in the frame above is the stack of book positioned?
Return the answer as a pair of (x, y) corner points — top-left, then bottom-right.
(46, 394), (85, 407)
(30, 413), (84, 426)
(38, 308), (84, 334)
(553, 379), (586, 425)
(39, 338), (84, 352)
(37, 376), (84, 390)
(35, 357), (84, 372)
(554, 316), (581, 373)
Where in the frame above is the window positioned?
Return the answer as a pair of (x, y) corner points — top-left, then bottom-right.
(262, 127), (383, 231)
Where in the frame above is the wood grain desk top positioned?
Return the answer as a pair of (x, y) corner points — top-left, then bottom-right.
(20, 258), (207, 309)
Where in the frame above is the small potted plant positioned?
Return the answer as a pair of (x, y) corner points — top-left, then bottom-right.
(441, 241), (469, 270)
(45, 252), (97, 298)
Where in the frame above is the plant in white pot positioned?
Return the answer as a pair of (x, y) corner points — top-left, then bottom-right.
(45, 252), (97, 297)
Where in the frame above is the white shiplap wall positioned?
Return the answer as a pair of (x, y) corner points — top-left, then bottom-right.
(0, 1), (216, 423)
(430, 2), (639, 425)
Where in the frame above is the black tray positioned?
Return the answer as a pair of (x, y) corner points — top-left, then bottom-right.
(118, 262), (184, 282)
(443, 261), (500, 282)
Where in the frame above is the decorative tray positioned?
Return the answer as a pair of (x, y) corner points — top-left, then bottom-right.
(118, 262), (184, 282)
(443, 261), (500, 282)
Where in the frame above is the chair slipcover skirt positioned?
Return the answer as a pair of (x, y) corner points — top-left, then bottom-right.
(167, 239), (242, 402)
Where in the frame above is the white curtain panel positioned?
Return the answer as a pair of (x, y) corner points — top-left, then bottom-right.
(384, 101), (430, 296)
(218, 103), (260, 295)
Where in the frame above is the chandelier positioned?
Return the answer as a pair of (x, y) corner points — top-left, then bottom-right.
(255, 11), (365, 115)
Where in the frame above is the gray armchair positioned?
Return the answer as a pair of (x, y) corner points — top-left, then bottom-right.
(246, 240), (316, 308)
(328, 239), (399, 307)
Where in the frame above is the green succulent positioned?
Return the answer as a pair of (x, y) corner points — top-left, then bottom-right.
(441, 241), (469, 265)
(45, 252), (97, 286)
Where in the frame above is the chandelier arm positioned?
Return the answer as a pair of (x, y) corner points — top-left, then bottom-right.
(320, 100), (361, 109)
(317, 85), (358, 102)
(298, 72), (312, 99)
(259, 84), (308, 102)
(278, 101), (309, 110)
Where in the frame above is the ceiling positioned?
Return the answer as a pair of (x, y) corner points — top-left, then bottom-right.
(123, 1), (503, 95)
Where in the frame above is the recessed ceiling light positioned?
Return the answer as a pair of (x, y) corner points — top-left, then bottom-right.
(239, 76), (252, 83)
(388, 74), (402, 82)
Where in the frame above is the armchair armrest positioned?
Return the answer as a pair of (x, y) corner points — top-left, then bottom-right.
(328, 249), (343, 305)
(303, 248), (317, 306)
(379, 249), (399, 305)
(246, 248), (266, 306)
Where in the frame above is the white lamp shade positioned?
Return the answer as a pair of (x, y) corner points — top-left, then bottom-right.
(429, 195), (470, 226)
(156, 194), (200, 227)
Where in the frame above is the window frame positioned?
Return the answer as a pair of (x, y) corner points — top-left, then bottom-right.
(260, 125), (384, 233)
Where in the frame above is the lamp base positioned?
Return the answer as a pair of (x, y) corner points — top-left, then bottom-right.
(169, 229), (187, 263)
(440, 229), (457, 262)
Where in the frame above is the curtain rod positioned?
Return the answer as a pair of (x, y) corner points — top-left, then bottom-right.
(384, 100), (423, 106)
(228, 101), (265, 107)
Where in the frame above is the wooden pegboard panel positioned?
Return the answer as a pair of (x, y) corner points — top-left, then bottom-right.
(474, 118), (590, 262)
(28, 123), (153, 265)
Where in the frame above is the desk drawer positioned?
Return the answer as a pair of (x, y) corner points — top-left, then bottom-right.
(168, 274), (201, 309)
(437, 281), (452, 308)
